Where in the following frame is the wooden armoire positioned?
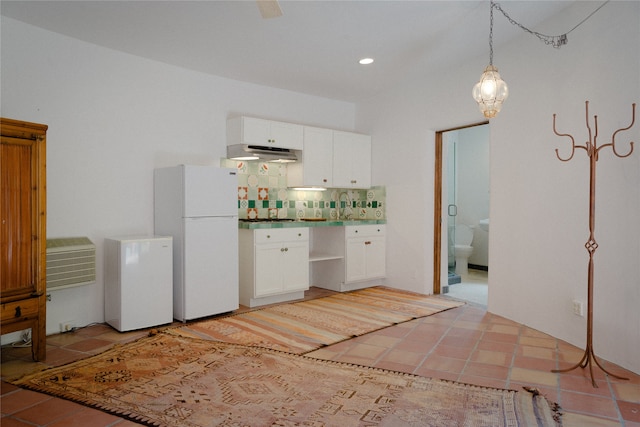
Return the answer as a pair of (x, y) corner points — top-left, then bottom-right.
(1, 118), (47, 361)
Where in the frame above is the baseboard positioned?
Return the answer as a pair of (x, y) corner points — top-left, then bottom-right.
(468, 264), (488, 272)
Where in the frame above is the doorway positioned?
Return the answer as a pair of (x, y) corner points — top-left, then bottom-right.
(433, 121), (489, 301)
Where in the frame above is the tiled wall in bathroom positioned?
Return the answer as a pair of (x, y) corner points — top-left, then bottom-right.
(220, 159), (385, 220)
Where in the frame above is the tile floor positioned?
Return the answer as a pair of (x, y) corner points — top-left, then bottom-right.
(2, 287), (639, 426)
(446, 268), (488, 306)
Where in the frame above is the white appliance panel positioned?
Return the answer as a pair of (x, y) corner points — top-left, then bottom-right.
(183, 165), (237, 217)
(183, 217), (239, 319)
(155, 165), (239, 322)
(104, 236), (173, 332)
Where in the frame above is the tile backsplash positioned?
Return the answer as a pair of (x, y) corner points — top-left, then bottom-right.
(221, 159), (385, 220)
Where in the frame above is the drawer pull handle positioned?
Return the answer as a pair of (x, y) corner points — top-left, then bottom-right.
(14, 306), (22, 318)
(365, 241), (372, 245)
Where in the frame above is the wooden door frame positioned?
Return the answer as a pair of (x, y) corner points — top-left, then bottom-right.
(433, 121), (488, 294)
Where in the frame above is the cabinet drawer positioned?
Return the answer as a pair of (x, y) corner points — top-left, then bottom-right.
(1, 298), (39, 323)
(345, 224), (386, 238)
(255, 228), (309, 244)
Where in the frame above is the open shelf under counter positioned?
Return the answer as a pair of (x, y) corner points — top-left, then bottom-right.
(309, 227), (345, 260)
(309, 252), (344, 262)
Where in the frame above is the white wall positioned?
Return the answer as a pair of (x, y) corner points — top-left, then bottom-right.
(1, 16), (356, 338)
(359, 1), (639, 374)
(2, 3), (638, 375)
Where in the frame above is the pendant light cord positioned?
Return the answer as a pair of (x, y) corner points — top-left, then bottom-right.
(492, 0), (610, 48)
(493, 1), (610, 48)
(489, 0), (494, 65)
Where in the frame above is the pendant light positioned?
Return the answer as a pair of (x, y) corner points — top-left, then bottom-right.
(470, 0), (609, 118)
(472, 1), (508, 118)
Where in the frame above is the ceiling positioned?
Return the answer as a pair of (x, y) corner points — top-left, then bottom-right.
(1, 1), (575, 103)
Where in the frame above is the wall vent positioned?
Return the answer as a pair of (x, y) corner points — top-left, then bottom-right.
(46, 237), (96, 291)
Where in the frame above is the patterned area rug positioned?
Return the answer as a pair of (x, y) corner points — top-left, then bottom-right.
(170, 286), (465, 354)
(12, 333), (561, 427)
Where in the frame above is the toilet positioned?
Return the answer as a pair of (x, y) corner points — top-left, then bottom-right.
(454, 224), (474, 277)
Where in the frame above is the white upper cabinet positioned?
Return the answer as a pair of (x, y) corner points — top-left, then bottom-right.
(227, 116), (303, 150)
(332, 131), (371, 189)
(288, 126), (334, 188)
(288, 128), (372, 189)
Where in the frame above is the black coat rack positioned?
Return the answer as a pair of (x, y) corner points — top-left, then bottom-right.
(551, 101), (636, 387)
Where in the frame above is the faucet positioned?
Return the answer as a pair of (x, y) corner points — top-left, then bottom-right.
(338, 191), (353, 220)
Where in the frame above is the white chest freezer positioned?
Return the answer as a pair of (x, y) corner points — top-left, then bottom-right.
(104, 236), (173, 331)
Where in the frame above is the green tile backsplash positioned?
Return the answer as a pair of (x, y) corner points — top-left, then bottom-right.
(221, 159), (385, 220)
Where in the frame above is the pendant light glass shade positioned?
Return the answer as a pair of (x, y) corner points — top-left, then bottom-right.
(472, 65), (509, 118)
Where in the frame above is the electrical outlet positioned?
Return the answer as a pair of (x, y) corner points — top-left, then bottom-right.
(60, 320), (76, 333)
(572, 300), (584, 317)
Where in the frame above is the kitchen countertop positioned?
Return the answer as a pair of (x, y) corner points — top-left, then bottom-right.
(238, 219), (386, 229)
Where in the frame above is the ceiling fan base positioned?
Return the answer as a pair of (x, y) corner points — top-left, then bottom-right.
(257, 0), (283, 19)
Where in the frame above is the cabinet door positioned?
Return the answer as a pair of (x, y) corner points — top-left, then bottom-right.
(239, 117), (303, 150)
(345, 237), (367, 283)
(1, 137), (39, 299)
(282, 241), (309, 292)
(242, 117), (271, 145)
(350, 134), (372, 188)
(301, 127), (333, 186)
(254, 242), (285, 297)
(365, 236), (386, 279)
(270, 121), (303, 150)
(332, 132), (352, 188)
(1, 118), (47, 362)
(333, 131), (371, 188)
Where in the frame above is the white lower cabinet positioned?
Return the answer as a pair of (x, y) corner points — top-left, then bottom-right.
(239, 228), (309, 307)
(345, 225), (386, 283)
(311, 224), (385, 292)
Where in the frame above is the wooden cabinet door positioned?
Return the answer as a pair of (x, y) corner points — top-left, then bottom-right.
(1, 118), (47, 361)
(1, 135), (42, 299)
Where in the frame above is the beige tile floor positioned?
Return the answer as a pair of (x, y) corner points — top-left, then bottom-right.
(2, 287), (639, 426)
(446, 268), (489, 306)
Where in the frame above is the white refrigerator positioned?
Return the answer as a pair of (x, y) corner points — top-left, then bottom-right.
(104, 236), (173, 332)
(154, 165), (239, 321)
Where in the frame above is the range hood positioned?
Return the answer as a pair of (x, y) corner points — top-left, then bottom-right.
(227, 144), (298, 163)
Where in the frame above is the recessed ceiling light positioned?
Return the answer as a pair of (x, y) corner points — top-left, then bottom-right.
(359, 58), (374, 65)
